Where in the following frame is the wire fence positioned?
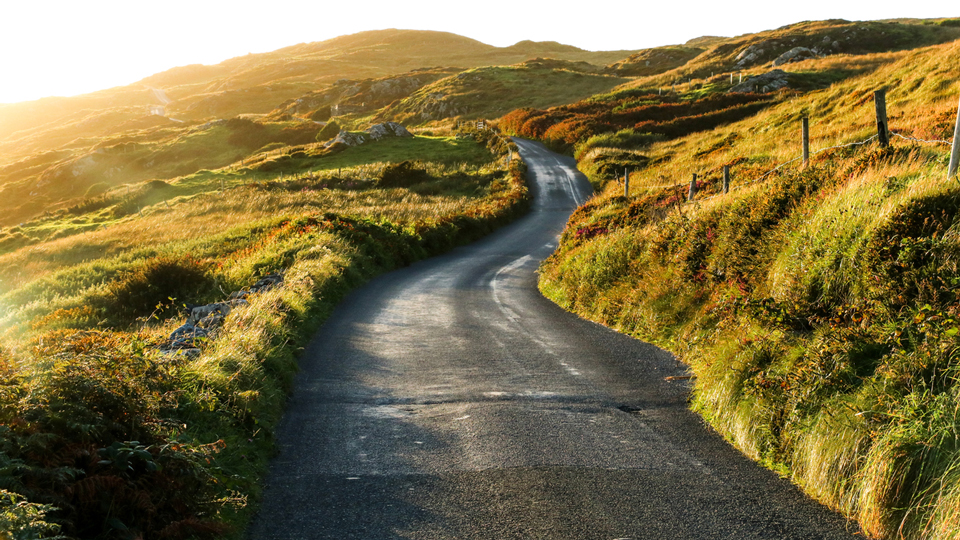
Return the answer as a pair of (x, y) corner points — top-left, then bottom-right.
(619, 109), (959, 206)
(696, 133), (885, 203)
(891, 131), (953, 145)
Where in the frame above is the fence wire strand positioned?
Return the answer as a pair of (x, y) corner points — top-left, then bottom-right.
(628, 133), (885, 204)
(694, 135), (883, 203)
(603, 91), (960, 208)
(891, 131), (953, 145)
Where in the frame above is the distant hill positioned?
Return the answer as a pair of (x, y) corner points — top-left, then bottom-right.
(3, 21), (959, 228)
(0, 29), (634, 138)
(0, 29), (638, 226)
(605, 19), (960, 84)
(377, 59), (627, 124)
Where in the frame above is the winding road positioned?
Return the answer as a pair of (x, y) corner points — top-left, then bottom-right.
(248, 139), (859, 539)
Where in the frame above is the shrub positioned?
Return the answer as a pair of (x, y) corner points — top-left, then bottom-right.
(863, 189), (960, 309)
(501, 92), (773, 151)
(276, 124), (322, 146)
(575, 129), (665, 160)
(0, 490), (63, 540)
(84, 182), (109, 198)
(100, 256), (215, 324)
(316, 120), (341, 142)
(225, 118), (269, 149)
(4, 331), (229, 540)
(378, 161), (431, 188)
(309, 106), (331, 121)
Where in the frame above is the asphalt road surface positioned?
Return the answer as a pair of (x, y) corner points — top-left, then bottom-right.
(248, 139), (859, 539)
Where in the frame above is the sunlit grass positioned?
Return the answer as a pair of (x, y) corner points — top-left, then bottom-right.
(0, 126), (529, 537)
(539, 36), (960, 540)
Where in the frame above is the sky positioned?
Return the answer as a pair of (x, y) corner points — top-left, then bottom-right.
(1, 0), (957, 105)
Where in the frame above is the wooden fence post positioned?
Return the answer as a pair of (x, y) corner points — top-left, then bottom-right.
(948, 93), (960, 179)
(624, 168), (630, 198)
(875, 89), (889, 147)
(723, 165), (730, 193)
(802, 117), (810, 168)
(688, 173), (697, 201)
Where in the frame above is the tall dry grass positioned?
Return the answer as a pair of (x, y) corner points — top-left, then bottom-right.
(540, 39), (960, 539)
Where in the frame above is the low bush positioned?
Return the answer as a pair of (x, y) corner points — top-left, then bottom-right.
(99, 256), (216, 324)
(574, 129), (665, 160)
(309, 106), (331, 122)
(378, 160), (430, 188)
(225, 118), (269, 149)
(316, 121), (341, 142)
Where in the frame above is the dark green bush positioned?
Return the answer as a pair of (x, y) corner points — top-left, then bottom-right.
(378, 160), (431, 188)
(276, 124), (321, 146)
(3, 331), (228, 540)
(100, 256), (215, 323)
(225, 118), (269, 149)
(316, 121), (341, 142)
(310, 106), (332, 121)
(863, 189), (960, 308)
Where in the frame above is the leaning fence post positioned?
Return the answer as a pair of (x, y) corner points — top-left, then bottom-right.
(802, 117), (810, 168)
(875, 89), (889, 147)
(948, 93), (960, 179)
(723, 165), (730, 193)
(688, 173), (697, 201)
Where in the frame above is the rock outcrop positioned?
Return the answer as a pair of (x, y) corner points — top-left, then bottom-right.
(367, 122), (412, 140)
(734, 44), (767, 69)
(773, 47), (819, 66)
(325, 130), (368, 148)
(158, 272), (285, 357)
(324, 122), (413, 148)
(730, 69), (791, 93)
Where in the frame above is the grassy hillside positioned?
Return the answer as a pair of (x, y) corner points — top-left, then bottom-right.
(0, 127), (530, 538)
(0, 29), (635, 134)
(500, 87), (777, 159)
(536, 35), (960, 540)
(605, 19), (960, 88)
(269, 67), (464, 120)
(0, 29), (635, 230)
(4, 16), (960, 539)
(605, 46), (705, 77)
(377, 59), (628, 125)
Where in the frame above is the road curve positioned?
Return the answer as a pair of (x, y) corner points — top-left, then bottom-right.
(248, 139), (859, 539)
